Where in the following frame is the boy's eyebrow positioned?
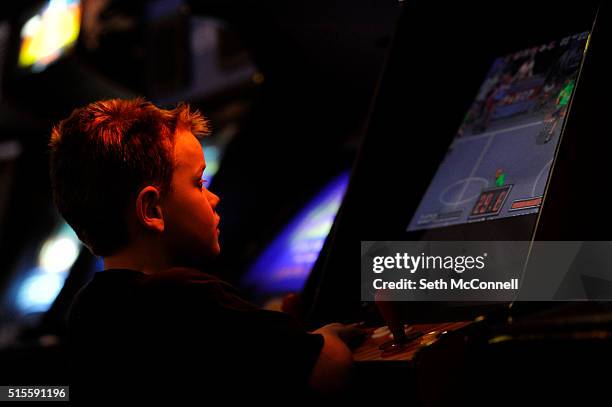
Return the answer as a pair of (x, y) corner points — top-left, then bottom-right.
(196, 162), (206, 175)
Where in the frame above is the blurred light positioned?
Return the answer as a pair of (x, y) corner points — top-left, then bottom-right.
(202, 144), (220, 184)
(9, 222), (80, 315)
(18, 0), (81, 71)
(17, 271), (65, 313)
(21, 16), (41, 38)
(243, 171), (350, 296)
(0, 140), (23, 161)
(94, 256), (105, 272)
(39, 236), (79, 273)
(252, 72), (265, 85)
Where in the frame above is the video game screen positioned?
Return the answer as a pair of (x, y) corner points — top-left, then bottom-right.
(242, 171), (350, 298)
(407, 31), (589, 232)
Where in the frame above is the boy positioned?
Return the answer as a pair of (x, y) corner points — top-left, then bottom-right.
(49, 99), (356, 401)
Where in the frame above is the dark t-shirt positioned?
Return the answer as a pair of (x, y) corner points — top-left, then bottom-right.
(68, 267), (324, 401)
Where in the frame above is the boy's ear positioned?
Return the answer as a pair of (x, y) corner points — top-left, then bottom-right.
(135, 186), (164, 233)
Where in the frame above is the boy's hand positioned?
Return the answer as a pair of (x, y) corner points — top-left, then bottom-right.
(314, 323), (366, 349)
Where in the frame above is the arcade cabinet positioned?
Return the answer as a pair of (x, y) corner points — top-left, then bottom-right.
(301, 1), (612, 404)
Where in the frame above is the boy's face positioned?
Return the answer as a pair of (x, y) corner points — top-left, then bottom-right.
(162, 129), (221, 266)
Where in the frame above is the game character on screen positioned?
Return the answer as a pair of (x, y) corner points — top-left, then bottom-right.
(537, 77), (575, 143)
(49, 99), (360, 401)
(476, 72), (513, 133)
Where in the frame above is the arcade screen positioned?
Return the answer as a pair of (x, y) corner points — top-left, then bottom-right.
(407, 31), (589, 232)
(242, 171), (350, 298)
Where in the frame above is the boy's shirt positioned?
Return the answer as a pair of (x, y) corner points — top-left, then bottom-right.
(68, 267), (324, 401)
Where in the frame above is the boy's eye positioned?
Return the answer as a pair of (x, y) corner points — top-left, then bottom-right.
(198, 179), (208, 189)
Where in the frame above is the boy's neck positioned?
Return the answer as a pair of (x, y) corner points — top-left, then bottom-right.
(103, 244), (171, 275)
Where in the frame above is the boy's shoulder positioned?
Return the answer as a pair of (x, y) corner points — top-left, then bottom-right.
(141, 267), (257, 311)
(143, 266), (226, 285)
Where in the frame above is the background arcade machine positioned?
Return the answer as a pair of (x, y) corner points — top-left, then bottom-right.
(240, 171), (351, 309)
(300, 1), (610, 403)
